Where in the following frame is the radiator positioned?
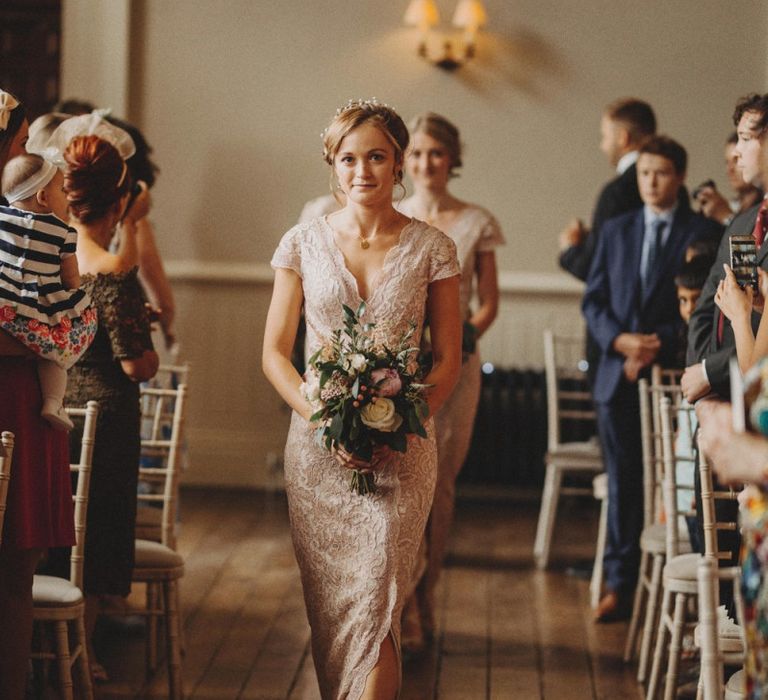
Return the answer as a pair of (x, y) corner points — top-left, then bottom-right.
(460, 366), (596, 487)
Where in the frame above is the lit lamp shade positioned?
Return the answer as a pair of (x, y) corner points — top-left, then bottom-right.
(452, 0), (488, 30)
(403, 0), (440, 30)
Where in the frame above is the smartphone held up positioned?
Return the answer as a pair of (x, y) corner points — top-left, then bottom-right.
(729, 234), (759, 291)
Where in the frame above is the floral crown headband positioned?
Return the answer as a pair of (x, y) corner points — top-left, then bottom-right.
(0, 90), (20, 131)
(320, 97), (396, 139)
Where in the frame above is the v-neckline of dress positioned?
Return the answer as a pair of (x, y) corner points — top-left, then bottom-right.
(320, 215), (415, 304)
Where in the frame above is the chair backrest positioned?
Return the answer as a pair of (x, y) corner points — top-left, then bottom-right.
(146, 363), (190, 391)
(640, 372), (684, 528)
(697, 558), (745, 700)
(698, 436), (739, 562)
(137, 383), (188, 550)
(659, 396), (696, 559)
(0, 431), (14, 546)
(543, 330), (595, 452)
(67, 401), (99, 589)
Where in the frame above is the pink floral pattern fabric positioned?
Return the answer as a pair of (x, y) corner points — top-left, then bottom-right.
(271, 217), (459, 700)
(0, 303), (97, 369)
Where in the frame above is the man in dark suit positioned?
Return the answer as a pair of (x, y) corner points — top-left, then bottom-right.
(560, 98), (657, 281)
(560, 98), (656, 384)
(684, 93), (768, 403)
(583, 136), (722, 621)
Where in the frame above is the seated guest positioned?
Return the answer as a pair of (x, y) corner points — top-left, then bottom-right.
(583, 135), (722, 621)
(694, 132), (763, 227)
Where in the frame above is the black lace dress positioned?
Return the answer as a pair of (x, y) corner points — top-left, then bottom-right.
(65, 268), (153, 596)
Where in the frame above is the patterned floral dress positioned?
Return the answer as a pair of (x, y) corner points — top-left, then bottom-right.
(0, 206), (96, 368)
(740, 486), (768, 697)
(270, 217), (459, 700)
(63, 268), (154, 596)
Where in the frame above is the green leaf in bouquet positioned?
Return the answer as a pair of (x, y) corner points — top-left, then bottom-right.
(352, 440), (373, 462)
(414, 398), (430, 421)
(389, 431), (407, 452)
(329, 413), (344, 440)
(351, 376), (360, 398)
(406, 407), (421, 434)
(356, 301), (366, 318)
(319, 369), (331, 388)
(309, 408), (326, 423)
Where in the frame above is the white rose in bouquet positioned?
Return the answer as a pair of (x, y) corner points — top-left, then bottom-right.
(360, 398), (403, 432)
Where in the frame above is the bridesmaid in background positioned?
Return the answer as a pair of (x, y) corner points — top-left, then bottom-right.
(398, 112), (505, 648)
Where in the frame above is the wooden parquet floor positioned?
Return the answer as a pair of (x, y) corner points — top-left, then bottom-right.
(88, 488), (643, 700)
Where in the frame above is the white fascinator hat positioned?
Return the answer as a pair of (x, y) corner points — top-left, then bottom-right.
(27, 109), (135, 168)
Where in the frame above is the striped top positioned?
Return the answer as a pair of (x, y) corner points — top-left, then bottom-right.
(0, 205), (90, 324)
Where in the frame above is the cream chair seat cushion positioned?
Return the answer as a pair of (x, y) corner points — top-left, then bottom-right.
(33, 575), (83, 606)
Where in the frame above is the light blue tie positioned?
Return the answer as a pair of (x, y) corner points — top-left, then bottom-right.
(643, 220), (666, 295)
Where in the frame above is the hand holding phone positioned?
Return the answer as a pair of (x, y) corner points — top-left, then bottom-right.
(729, 234), (758, 290)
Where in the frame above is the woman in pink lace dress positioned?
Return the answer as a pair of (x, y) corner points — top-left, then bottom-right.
(398, 112), (505, 648)
(263, 100), (461, 700)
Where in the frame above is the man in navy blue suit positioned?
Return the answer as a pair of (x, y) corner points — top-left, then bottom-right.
(583, 136), (722, 621)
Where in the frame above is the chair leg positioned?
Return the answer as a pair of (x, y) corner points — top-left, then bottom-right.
(55, 620), (74, 700)
(146, 582), (159, 674)
(590, 494), (609, 608)
(175, 580), (186, 656)
(533, 464), (562, 569)
(75, 612), (94, 700)
(638, 554), (664, 683)
(663, 593), (688, 700)
(163, 580), (184, 700)
(624, 550), (649, 663)
(646, 586), (671, 700)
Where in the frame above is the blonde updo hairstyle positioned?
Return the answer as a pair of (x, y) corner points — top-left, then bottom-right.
(408, 112), (463, 178)
(322, 100), (409, 201)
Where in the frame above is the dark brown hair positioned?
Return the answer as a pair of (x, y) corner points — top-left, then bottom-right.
(732, 93), (768, 134)
(604, 98), (656, 145)
(63, 135), (131, 223)
(639, 134), (687, 175)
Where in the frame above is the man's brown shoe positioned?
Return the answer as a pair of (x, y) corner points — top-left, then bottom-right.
(594, 591), (631, 623)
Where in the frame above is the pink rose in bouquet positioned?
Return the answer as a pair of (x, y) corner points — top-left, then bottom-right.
(370, 368), (402, 397)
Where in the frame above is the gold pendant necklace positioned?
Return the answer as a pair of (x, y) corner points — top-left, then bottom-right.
(359, 234), (370, 250)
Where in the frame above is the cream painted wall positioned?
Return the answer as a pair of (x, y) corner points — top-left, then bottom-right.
(126, 0), (767, 271)
(60, 0), (768, 486)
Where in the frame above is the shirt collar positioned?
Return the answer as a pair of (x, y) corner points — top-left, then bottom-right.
(644, 202), (678, 227)
(616, 150), (639, 175)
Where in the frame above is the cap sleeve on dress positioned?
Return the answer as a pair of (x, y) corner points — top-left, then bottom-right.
(429, 229), (460, 283)
(270, 225), (303, 277)
(61, 226), (77, 259)
(476, 212), (506, 253)
(96, 269), (154, 360)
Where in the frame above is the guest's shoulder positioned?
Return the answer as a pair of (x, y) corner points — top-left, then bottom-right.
(602, 207), (641, 235)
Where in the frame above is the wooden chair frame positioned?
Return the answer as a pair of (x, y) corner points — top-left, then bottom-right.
(534, 330), (603, 572)
(0, 431), (14, 546)
(31, 401), (99, 700)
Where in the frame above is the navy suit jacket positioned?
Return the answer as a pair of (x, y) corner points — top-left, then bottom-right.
(583, 204), (722, 403)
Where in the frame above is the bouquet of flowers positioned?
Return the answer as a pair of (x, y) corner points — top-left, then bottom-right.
(302, 302), (431, 495)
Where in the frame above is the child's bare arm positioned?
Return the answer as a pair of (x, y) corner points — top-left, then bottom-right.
(60, 255), (81, 290)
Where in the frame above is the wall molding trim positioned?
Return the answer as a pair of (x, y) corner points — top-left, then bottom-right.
(164, 260), (584, 297)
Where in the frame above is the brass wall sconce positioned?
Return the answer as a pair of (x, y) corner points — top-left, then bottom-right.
(403, 0), (488, 71)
